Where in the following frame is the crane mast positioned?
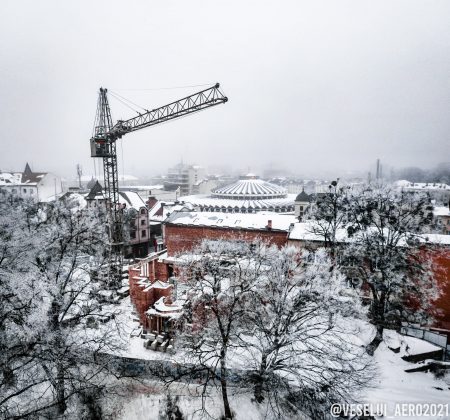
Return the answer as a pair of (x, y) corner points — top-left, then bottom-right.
(90, 83), (227, 285)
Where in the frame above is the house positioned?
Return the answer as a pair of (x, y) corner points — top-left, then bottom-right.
(85, 181), (151, 258)
(434, 203), (450, 235)
(0, 163), (64, 202)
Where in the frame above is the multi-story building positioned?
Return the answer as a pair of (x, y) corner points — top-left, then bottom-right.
(164, 162), (206, 196)
(85, 181), (151, 258)
(0, 163), (64, 202)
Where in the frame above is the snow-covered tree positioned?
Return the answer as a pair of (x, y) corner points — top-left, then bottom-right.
(0, 196), (125, 418)
(345, 185), (437, 353)
(0, 197), (45, 412)
(175, 240), (373, 419)
(241, 246), (373, 418)
(305, 180), (350, 261)
(176, 239), (268, 420)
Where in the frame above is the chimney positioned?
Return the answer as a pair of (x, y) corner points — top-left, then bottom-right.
(267, 219), (272, 230)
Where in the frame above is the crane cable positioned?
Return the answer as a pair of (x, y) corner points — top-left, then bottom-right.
(112, 83), (213, 92)
(109, 82), (222, 116)
(108, 91), (143, 115)
(109, 90), (148, 113)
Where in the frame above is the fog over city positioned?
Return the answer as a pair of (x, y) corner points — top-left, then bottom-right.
(0, 0), (449, 179)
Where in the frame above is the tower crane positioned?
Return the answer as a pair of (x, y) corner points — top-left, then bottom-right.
(90, 83), (228, 284)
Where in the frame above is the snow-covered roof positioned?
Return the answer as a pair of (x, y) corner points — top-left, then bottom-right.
(119, 191), (146, 209)
(288, 222), (450, 246)
(86, 183), (146, 210)
(0, 170), (48, 186)
(81, 174), (139, 182)
(418, 234), (450, 246)
(434, 206), (450, 217)
(288, 222), (350, 243)
(0, 172), (22, 185)
(395, 180), (450, 191)
(149, 202), (191, 223)
(153, 296), (183, 313)
(143, 280), (172, 293)
(165, 211), (296, 232)
(212, 176), (287, 199)
(179, 194), (296, 212)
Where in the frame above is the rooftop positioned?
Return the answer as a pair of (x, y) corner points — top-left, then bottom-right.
(165, 211), (296, 232)
(212, 176), (287, 200)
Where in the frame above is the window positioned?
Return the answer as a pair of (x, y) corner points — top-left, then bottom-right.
(141, 229), (146, 237)
(130, 231), (136, 239)
(140, 208), (146, 215)
(141, 219), (146, 226)
(23, 188), (27, 193)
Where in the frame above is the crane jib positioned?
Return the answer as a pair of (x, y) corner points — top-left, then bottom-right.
(89, 82), (228, 276)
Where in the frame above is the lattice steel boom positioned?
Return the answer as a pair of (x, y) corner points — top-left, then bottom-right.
(90, 83), (227, 283)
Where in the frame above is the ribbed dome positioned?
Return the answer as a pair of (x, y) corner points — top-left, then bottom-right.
(212, 176), (287, 200)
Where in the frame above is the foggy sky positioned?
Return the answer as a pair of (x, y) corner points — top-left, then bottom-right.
(0, 0), (449, 180)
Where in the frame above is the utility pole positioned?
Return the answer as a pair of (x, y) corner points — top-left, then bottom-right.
(76, 164), (83, 189)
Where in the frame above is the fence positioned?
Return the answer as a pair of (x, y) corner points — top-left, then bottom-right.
(401, 325), (449, 360)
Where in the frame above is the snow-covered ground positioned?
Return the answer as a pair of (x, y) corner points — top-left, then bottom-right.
(105, 300), (450, 419)
(113, 385), (284, 420)
(363, 330), (450, 420)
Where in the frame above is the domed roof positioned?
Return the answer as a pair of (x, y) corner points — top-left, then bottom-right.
(295, 189), (311, 202)
(212, 175), (287, 200)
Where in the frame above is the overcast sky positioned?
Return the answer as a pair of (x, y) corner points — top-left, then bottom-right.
(0, 0), (449, 180)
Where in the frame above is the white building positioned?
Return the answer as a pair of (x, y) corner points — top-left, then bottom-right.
(164, 162), (206, 196)
(0, 163), (64, 202)
(179, 173), (296, 214)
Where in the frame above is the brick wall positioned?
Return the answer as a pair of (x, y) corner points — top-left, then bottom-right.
(128, 265), (172, 331)
(165, 224), (289, 255)
(427, 246), (450, 330)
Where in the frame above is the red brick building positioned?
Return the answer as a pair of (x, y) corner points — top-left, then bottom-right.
(164, 211), (296, 255)
(288, 223), (450, 330)
(129, 211), (450, 341)
(128, 211), (296, 337)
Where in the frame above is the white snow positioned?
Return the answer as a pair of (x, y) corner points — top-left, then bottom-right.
(165, 211), (297, 232)
(112, 383), (301, 420)
(364, 330), (450, 420)
(434, 206), (450, 217)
